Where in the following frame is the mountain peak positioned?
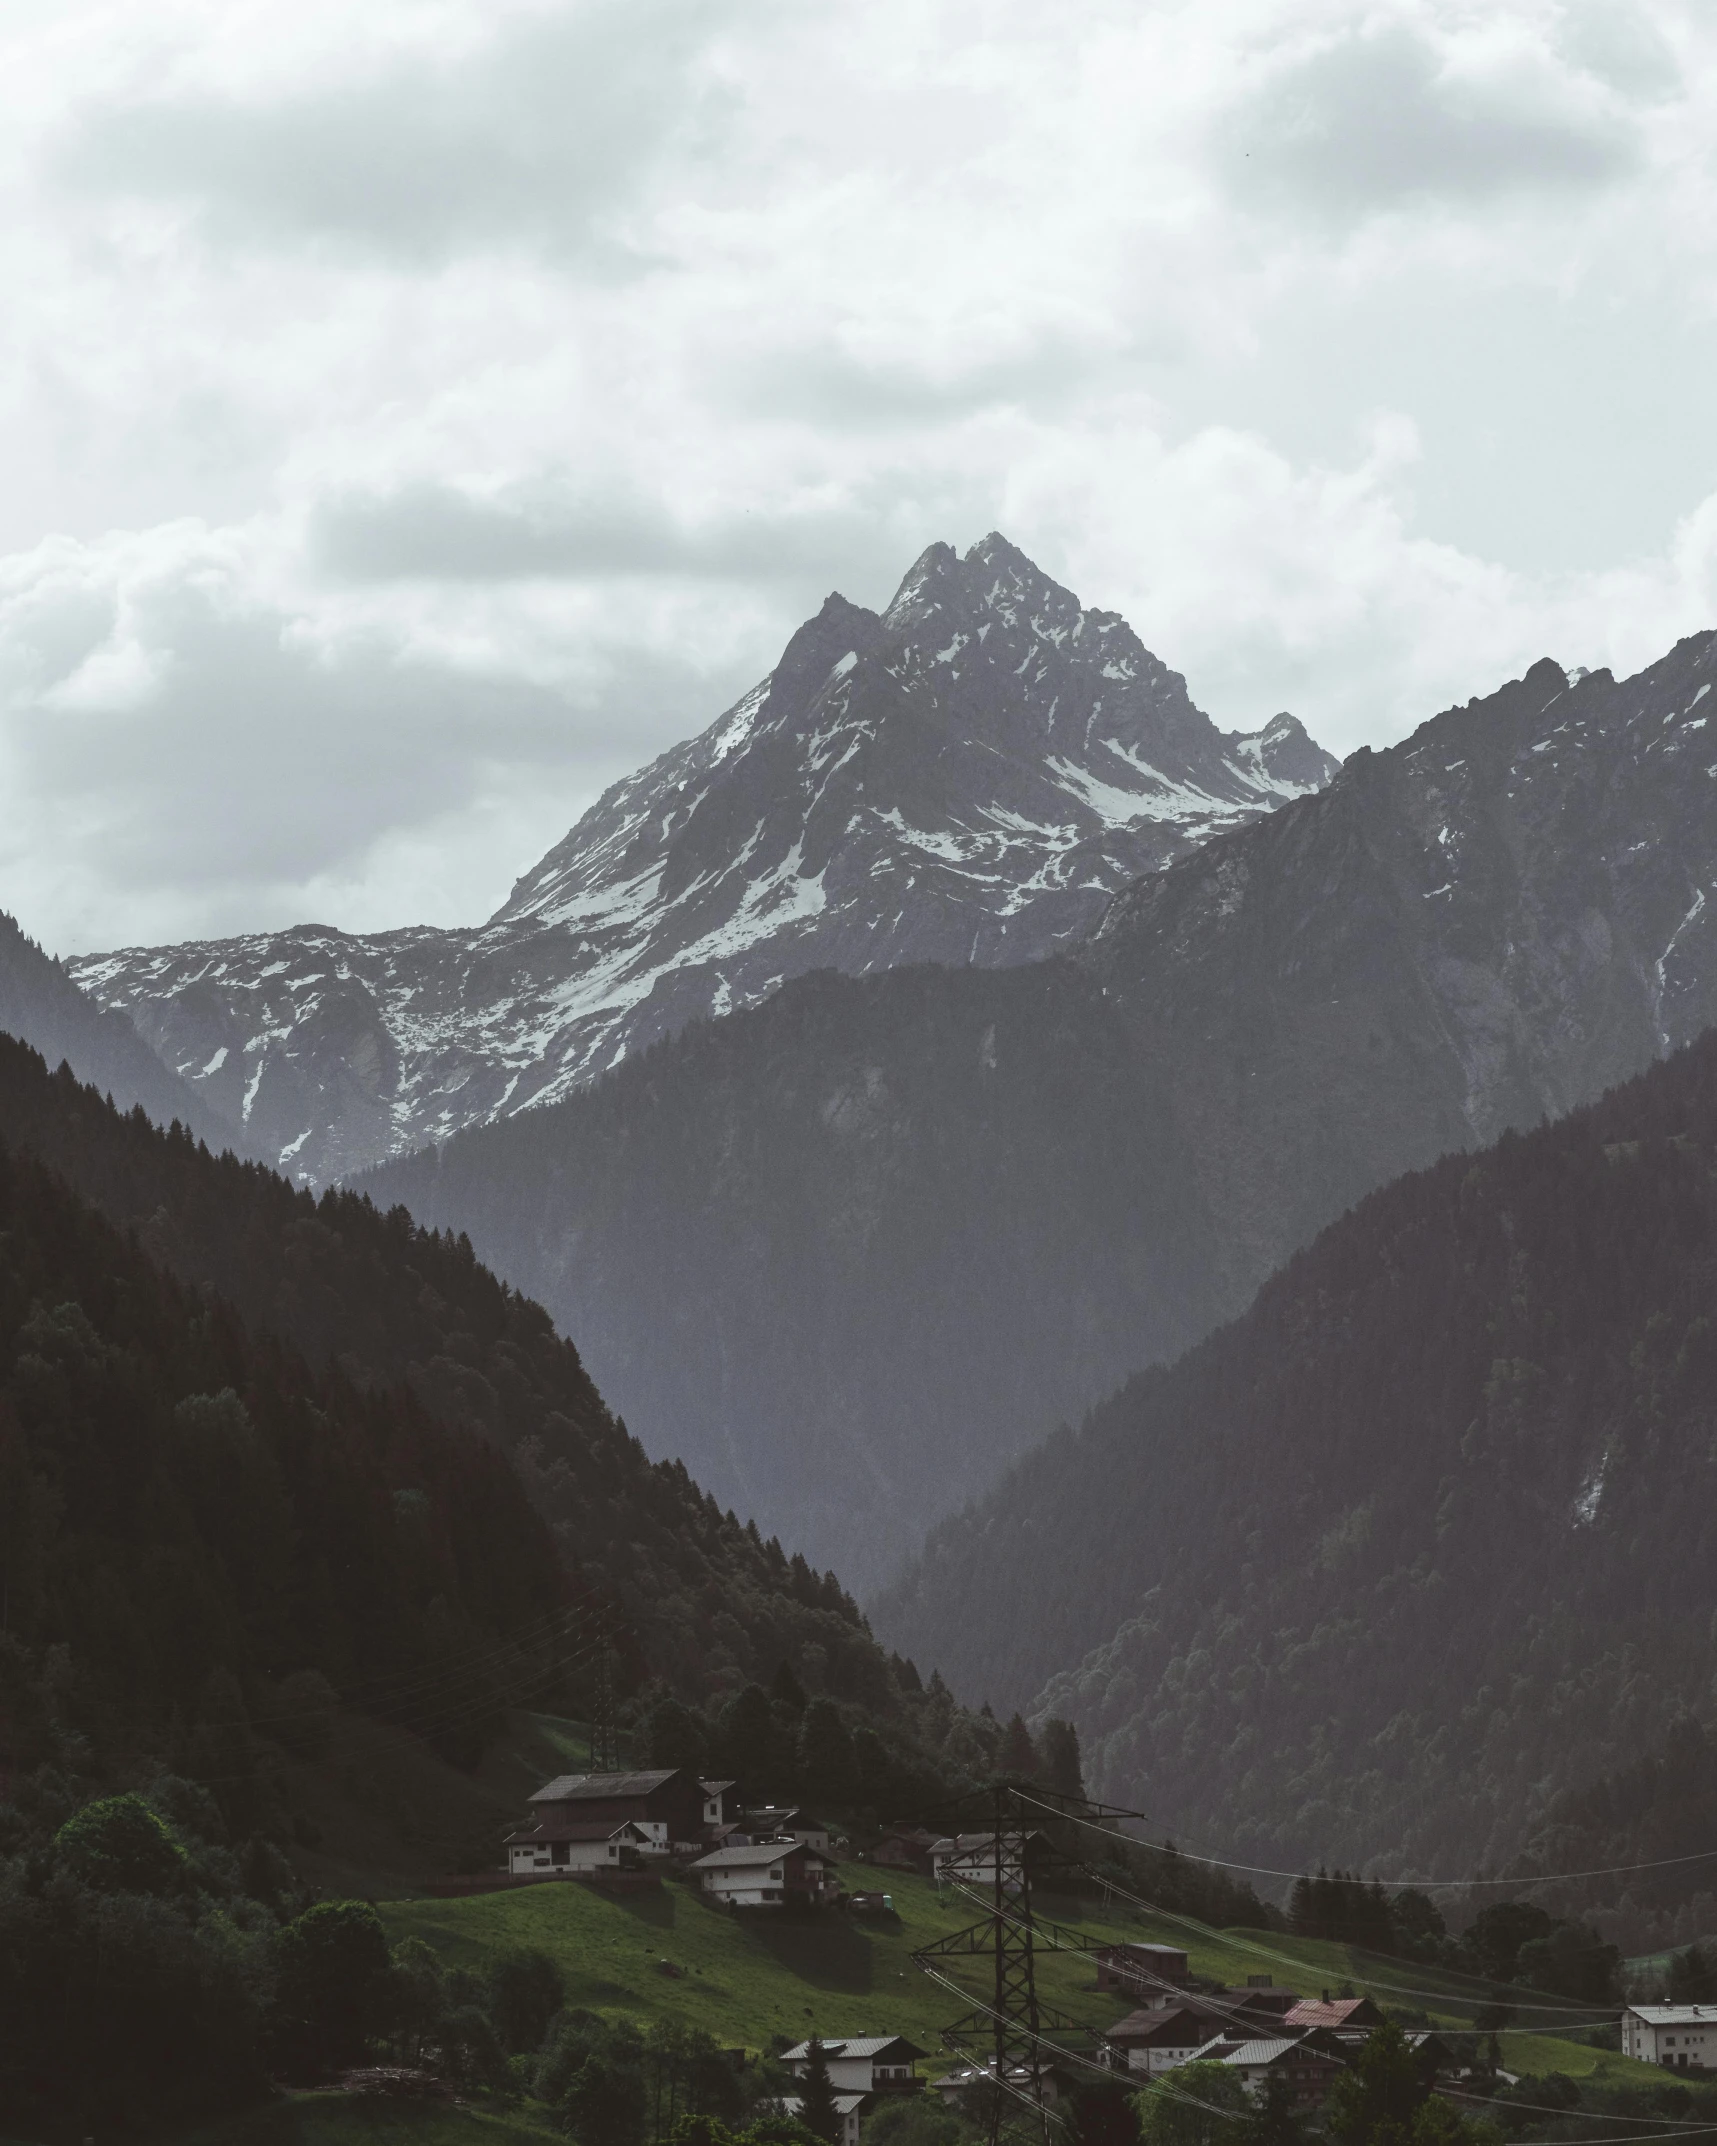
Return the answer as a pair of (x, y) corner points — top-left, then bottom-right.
(70, 535), (1339, 1182)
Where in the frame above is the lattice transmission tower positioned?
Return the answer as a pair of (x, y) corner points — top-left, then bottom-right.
(911, 1782), (1100, 2146)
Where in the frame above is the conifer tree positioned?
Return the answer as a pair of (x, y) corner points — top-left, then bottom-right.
(797, 2039), (841, 2146)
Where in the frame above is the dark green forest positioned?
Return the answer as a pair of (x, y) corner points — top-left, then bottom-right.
(878, 1027), (1717, 1895)
(0, 1033), (907, 1715)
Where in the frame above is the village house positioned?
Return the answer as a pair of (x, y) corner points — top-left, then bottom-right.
(781, 2037), (925, 2095)
(780, 2091), (866, 2146)
(1194, 2032), (1346, 2109)
(701, 1780), (738, 1835)
(930, 1830), (1052, 1887)
(689, 1838), (838, 1907)
(503, 1816), (653, 1877)
(773, 2037), (925, 2146)
(1624, 2006), (1717, 2068)
(1096, 1943), (1190, 1996)
(1103, 2004), (1223, 2076)
(523, 1769), (705, 1854)
(869, 1827), (941, 1876)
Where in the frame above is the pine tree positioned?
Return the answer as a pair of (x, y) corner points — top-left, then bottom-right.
(797, 1698), (855, 1810)
(797, 2039), (841, 2146)
(1000, 1712), (1039, 1779)
(1039, 1717), (1086, 1800)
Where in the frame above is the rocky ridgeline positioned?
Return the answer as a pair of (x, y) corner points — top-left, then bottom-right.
(67, 534), (1334, 1181)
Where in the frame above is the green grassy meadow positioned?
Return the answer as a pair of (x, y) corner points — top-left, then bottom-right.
(381, 1866), (1653, 2087)
(168, 2093), (563, 2146)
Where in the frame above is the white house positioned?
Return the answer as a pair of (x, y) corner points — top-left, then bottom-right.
(1191, 2035), (1344, 2111)
(781, 2037), (926, 2095)
(700, 1779), (737, 1833)
(503, 1818), (652, 1876)
(775, 2093), (866, 2146)
(688, 1839), (837, 1907)
(1624, 2006), (1717, 2068)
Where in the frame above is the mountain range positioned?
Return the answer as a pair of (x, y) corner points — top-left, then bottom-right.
(66, 535), (1334, 1182)
(360, 627), (1717, 1591)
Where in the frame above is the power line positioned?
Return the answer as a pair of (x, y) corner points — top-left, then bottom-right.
(1015, 1788), (1717, 1895)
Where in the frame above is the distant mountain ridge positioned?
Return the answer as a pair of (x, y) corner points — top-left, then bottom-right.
(66, 534), (1335, 1181)
(874, 1029), (1717, 1879)
(359, 629), (1717, 1593)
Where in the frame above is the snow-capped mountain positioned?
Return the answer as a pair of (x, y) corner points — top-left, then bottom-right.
(69, 534), (1336, 1181)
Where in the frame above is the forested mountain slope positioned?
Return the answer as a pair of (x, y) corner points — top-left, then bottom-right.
(0, 1110), (568, 1777)
(69, 535), (1332, 1181)
(365, 632), (1717, 1591)
(0, 1036), (900, 1711)
(1, 910), (230, 1147)
(881, 1029), (1717, 1878)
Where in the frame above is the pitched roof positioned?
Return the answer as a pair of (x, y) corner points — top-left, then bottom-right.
(1213, 2039), (1305, 2068)
(1104, 2007), (1213, 2044)
(1283, 1998), (1376, 2030)
(529, 1770), (682, 1803)
(690, 1840), (832, 1871)
(1629, 2006), (1717, 2024)
(782, 2038), (927, 2063)
(504, 1818), (651, 1845)
(700, 1779), (738, 1794)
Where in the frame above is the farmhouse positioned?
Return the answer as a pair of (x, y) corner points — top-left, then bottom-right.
(1624, 2006), (1717, 2068)
(1197, 2033), (1344, 2109)
(781, 2037), (926, 2095)
(689, 1838), (837, 1907)
(502, 1817), (653, 1876)
(1103, 2004), (1223, 2076)
(870, 1827), (940, 1876)
(525, 1769), (704, 1852)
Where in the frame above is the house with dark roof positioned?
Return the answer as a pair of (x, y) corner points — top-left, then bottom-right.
(503, 1817), (653, 1877)
(689, 1838), (837, 1907)
(1282, 1995), (1384, 2034)
(1103, 2005), (1223, 2076)
(526, 1769), (704, 1851)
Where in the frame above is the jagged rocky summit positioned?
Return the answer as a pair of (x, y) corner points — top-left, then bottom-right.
(67, 534), (1336, 1180)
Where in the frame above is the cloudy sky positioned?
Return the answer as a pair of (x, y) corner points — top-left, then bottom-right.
(2, 0), (1714, 956)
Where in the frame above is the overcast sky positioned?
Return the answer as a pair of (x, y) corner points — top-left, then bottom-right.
(2, 0), (1714, 956)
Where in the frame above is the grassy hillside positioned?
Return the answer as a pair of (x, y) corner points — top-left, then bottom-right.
(276, 1709), (593, 1900)
(381, 1867), (1649, 2088)
(170, 2094), (563, 2146)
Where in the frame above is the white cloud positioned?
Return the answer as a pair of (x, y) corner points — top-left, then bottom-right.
(0, 0), (1712, 956)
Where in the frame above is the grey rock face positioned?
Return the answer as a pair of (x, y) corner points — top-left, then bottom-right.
(361, 631), (1717, 1597)
(67, 534), (1334, 1181)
